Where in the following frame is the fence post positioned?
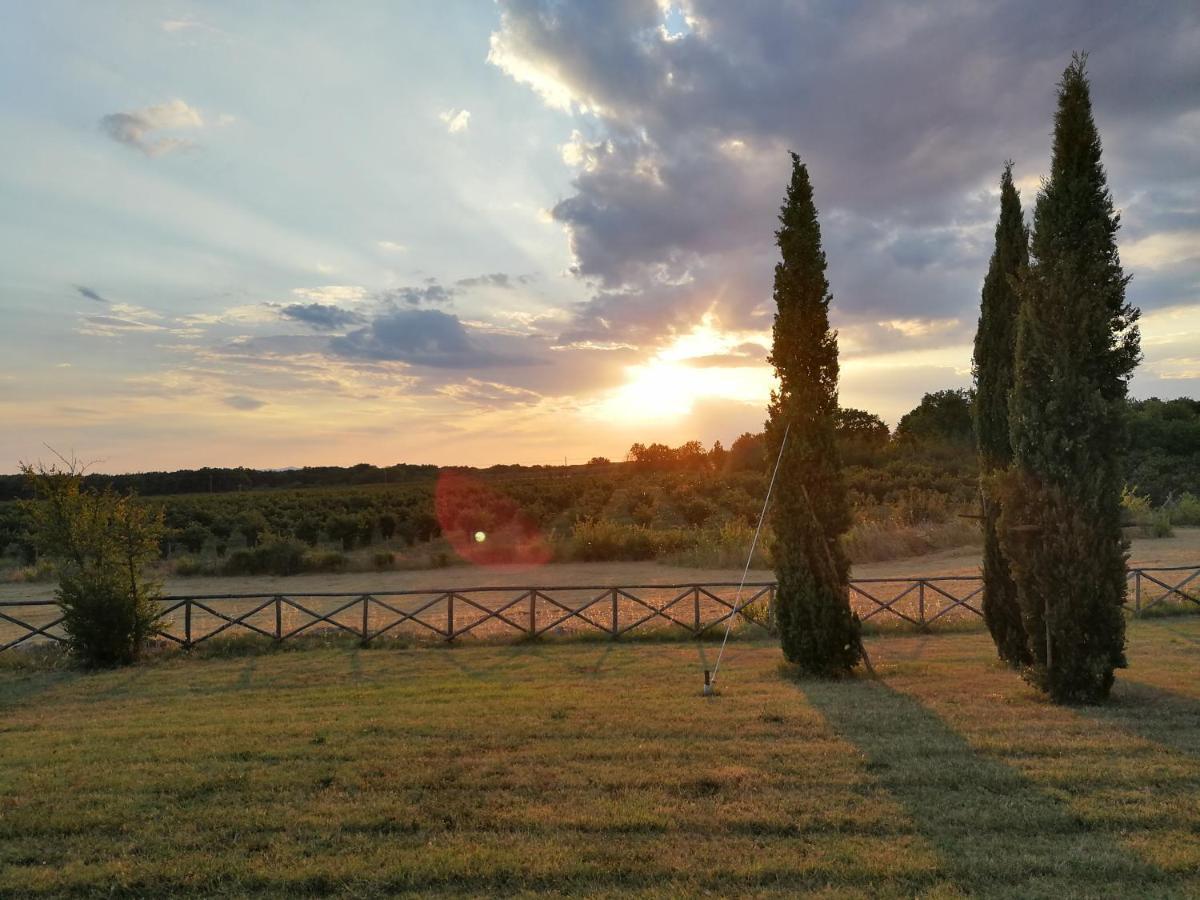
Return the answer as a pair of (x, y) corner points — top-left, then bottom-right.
(528, 590), (536, 636)
(918, 581), (926, 628)
(446, 593), (454, 641)
(184, 599), (192, 649)
(611, 588), (619, 638)
(694, 587), (701, 633)
(361, 595), (370, 643)
(1134, 570), (1142, 616)
(274, 595), (282, 641)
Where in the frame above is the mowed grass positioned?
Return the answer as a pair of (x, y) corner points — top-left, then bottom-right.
(2, 621), (1200, 898)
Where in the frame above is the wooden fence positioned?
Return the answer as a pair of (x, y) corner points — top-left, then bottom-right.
(1, 565), (1196, 653)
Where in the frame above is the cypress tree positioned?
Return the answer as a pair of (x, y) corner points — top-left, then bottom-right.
(973, 162), (1031, 667)
(767, 153), (861, 676)
(999, 54), (1141, 703)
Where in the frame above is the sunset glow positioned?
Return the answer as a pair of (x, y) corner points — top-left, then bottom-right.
(0, 4), (1195, 472)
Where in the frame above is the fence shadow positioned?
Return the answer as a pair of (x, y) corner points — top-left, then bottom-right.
(800, 676), (1167, 897)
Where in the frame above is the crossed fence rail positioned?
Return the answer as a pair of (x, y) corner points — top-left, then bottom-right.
(1, 565), (1196, 653)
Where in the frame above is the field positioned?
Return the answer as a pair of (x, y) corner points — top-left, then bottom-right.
(2, 530), (1197, 651)
(2, 619), (1199, 897)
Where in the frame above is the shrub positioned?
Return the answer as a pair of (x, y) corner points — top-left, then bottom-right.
(222, 538), (307, 576)
(563, 520), (697, 562)
(178, 523), (210, 554)
(1168, 493), (1200, 527)
(372, 551), (395, 570)
(1141, 510), (1174, 539)
(305, 551), (349, 573)
(22, 460), (164, 667)
(173, 556), (206, 576)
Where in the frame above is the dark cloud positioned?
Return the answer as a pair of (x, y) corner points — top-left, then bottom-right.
(455, 273), (514, 289)
(380, 282), (456, 306)
(491, 0), (1200, 345)
(330, 309), (540, 369)
(223, 395), (266, 411)
(75, 285), (109, 304)
(683, 344), (769, 368)
(280, 302), (363, 331)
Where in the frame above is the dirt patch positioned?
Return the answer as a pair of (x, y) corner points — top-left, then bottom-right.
(3, 528), (1197, 603)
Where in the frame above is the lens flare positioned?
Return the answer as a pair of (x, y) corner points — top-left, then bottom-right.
(434, 470), (552, 570)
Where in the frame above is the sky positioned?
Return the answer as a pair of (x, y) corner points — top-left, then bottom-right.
(1, 1), (1197, 473)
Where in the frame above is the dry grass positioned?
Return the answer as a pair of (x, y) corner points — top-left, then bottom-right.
(1, 619), (1199, 897)
(4, 527), (1197, 604)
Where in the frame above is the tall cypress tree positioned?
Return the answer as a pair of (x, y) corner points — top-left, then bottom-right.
(999, 54), (1140, 703)
(973, 162), (1031, 667)
(767, 153), (860, 676)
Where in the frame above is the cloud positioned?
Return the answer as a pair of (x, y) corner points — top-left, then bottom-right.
(77, 314), (165, 337)
(291, 285), (368, 304)
(380, 282), (456, 306)
(161, 17), (222, 35)
(279, 302), (364, 331)
(223, 395), (266, 411)
(490, 0), (1200, 353)
(439, 108), (471, 134)
(330, 309), (538, 368)
(99, 99), (205, 156)
(75, 285), (109, 304)
(377, 240), (408, 252)
(455, 273), (513, 289)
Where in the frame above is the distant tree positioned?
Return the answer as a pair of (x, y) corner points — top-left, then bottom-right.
(357, 515), (375, 547)
(378, 513), (397, 541)
(675, 440), (708, 470)
(835, 408), (889, 447)
(237, 511), (268, 549)
(896, 389), (974, 445)
(294, 518), (322, 547)
(727, 432), (766, 472)
(677, 497), (713, 527)
(708, 440), (728, 472)
(179, 522), (210, 555)
(999, 54), (1141, 703)
(767, 153), (861, 676)
(973, 162), (1032, 667)
(587, 456), (610, 466)
(22, 459), (164, 667)
(328, 515), (360, 552)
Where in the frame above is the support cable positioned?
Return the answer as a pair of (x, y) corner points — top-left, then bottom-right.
(708, 422), (790, 688)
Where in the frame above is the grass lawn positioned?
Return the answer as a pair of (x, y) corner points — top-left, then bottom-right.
(2, 620), (1199, 898)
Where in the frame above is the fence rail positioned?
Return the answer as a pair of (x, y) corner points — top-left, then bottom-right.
(1, 565), (1196, 653)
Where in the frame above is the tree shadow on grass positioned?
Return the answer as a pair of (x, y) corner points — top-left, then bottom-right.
(800, 676), (1168, 899)
(1081, 678), (1200, 760)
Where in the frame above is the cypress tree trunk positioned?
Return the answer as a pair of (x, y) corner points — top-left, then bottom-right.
(1000, 54), (1141, 703)
(973, 163), (1031, 667)
(768, 153), (861, 676)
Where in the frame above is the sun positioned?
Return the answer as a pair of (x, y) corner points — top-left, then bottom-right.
(588, 315), (773, 422)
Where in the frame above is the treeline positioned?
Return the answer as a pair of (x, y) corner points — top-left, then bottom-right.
(0, 462), (439, 502)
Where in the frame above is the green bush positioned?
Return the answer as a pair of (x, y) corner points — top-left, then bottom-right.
(1141, 510), (1174, 539)
(305, 551), (349, 573)
(563, 520), (697, 562)
(22, 461), (164, 667)
(372, 551), (395, 570)
(173, 556), (207, 576)
(1168, 493), (1200, 527)
(57, 574), (161, 667)
(222, 539), (307, 576)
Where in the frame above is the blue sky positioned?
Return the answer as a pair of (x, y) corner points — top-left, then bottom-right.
(1, 1), (1197, 471)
